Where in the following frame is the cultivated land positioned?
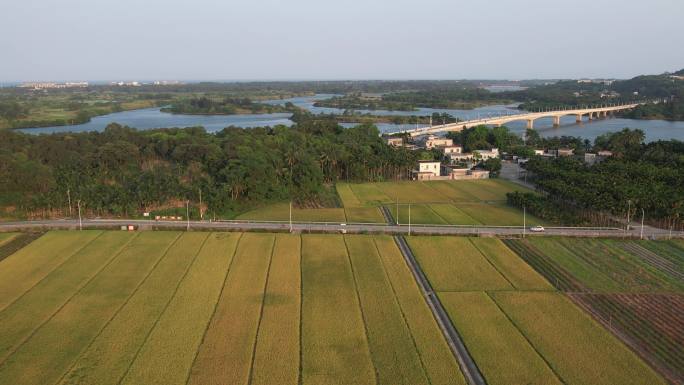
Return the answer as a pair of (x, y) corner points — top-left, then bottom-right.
(0, 231), (464, 385)
(504, 237), (684, 384)
(236, 179), (545, 226)
(408, 235), (669, 385)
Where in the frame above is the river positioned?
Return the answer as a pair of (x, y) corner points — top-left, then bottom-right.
(18, 94), (684, 142)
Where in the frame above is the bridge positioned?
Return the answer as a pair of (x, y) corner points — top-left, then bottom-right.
(392, 103), (641, 137)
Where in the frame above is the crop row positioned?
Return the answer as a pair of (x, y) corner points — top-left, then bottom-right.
(502, 239), (585, 292)
(570, 293), (684, 384)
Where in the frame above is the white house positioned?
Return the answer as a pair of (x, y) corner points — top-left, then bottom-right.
(441, 145), (463, 155)
(474, 148), (499, 160)
(414, 160), (441, 180)
(424, 136), (453, 149)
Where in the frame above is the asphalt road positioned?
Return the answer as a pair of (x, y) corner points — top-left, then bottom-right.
(0, 218), (681, 239)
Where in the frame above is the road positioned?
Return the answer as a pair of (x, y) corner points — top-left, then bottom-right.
(0, 218), (681, 239)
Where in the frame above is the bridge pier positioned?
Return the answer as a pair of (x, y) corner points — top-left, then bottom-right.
(526, 119), (534, 129)
(588, 112), (594, 120)
(576, 114), (582, 123)
(552, 116), (561, 127)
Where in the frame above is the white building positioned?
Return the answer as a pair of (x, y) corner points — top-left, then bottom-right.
(474, 148), (499, 160)
(414, 160), (441, 180)
(424, 136), (453, 149)
(441, 145), (463, 155)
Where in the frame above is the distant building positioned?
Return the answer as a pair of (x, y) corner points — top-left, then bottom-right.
(533, 149), (545, 156)
(441, 145), (463, 155)
(424, 135), (453, 149)
(474, 148), (499, 160)
(414, 160), (441, 180)
(548, 148), (574, 157)
(448, 153), (474, 162)
(18, 81), (88, 89)
(386, 137), (403, 147)
(598, 150), (613, 157)
(441, 165), (490, 180)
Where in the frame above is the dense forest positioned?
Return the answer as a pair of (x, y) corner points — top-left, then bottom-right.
(0, 121), (418, 219)
(509, 129), (684, 230)
(162, 97), (297, 115)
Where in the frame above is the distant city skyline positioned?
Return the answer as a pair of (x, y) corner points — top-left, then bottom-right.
(1, 0), (683, 82)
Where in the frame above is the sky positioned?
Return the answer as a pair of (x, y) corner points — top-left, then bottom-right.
(1, 0), (683, 81)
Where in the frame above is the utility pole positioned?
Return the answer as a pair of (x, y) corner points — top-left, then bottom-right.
(408, 204), (411, 236)
(289, 201), (293, 233)
(77, 200), (82, 231)
(640, 208), (645, 240)
(396, 197), (399, 225)
(626, 200), (631, 231)
(67, 188), (72, 217)
(523, 206), (526, 238)
(199, 188), (203, 220)
(186, 200), (190, 231)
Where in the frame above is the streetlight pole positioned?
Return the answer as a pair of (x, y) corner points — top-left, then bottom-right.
(186, 200), (190, 231)
(408, 204), (411, 236)
(289, 201), (293, 233)
(640, 208), (645, 240)
(523, 206), (526, 238)
(77, 200), (82, 231)
(626, 200), (631, 231)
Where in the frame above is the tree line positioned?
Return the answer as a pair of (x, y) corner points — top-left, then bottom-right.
(0, 120), (418, 219)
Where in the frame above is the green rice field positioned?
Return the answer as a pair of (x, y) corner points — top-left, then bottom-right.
(0, 231), (464, 385)
(239, 179), (544, 225)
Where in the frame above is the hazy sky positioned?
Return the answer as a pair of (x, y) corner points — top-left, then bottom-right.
(1, 0), (683, 81)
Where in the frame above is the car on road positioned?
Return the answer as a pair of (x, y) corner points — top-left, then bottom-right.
(529, 225), (545, 232)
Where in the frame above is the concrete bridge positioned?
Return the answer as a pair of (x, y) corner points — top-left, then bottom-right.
(394, 103), (641, 137)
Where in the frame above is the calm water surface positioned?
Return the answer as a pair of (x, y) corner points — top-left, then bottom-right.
(18, 94), (684, 142)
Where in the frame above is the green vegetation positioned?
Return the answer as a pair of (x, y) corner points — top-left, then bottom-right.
(0, 233), (17, 247)
(518, 129), (684, 229)
(492, 291), (666, 385)
(162, 96), (297, 115)
(440, 292), (561, 385)
(0, 121), (419, 219)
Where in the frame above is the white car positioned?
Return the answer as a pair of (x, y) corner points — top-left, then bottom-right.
(529, 226), (545, 232)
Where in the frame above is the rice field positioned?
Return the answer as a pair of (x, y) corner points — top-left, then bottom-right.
(0, 231), (464, 385)
(409, 235), (670, 385)
(239, 179), (543, 226)
(503, 237), (684, 384)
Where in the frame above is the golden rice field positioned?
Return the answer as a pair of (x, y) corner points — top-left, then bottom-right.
(0, 231), (463, 385)
(0, 231), (674, 385)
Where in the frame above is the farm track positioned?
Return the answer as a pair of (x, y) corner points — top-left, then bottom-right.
(393, 236), (485, 385)
(570, 293), (684, 385)
(380, 206), (395, 225)
(0, 232), (43, 263)
(620, 242), (684, 282)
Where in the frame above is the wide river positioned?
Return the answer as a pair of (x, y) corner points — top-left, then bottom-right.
(19, 94), (684, 142)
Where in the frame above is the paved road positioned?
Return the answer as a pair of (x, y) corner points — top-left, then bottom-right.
(0, 218), (681, 239)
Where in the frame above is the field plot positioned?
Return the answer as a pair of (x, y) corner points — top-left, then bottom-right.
(236, 203), (346, 222)
(0, 233), (17, 247)
(571, 293), (684, 384)
(390, 204), (448, 225)
(187, 233), (274, 385)
(336, 183), (362, 207)
(637, 240), (684, 272)
(349, 183), (392, 205)
(440, 292), (561, 385)
(300, 235), (375, 385)
(492, 292), (666, 385)
(344, 207), (385, 223)
(376, 181), (450, 203)
(0, 231), (181, 385)
(0, 230), (102, 311)
(410, 235), (667, 385)
(504, 238), (683, 383)
(0, 231), (135, 363)
(407, 236), (511, 291)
